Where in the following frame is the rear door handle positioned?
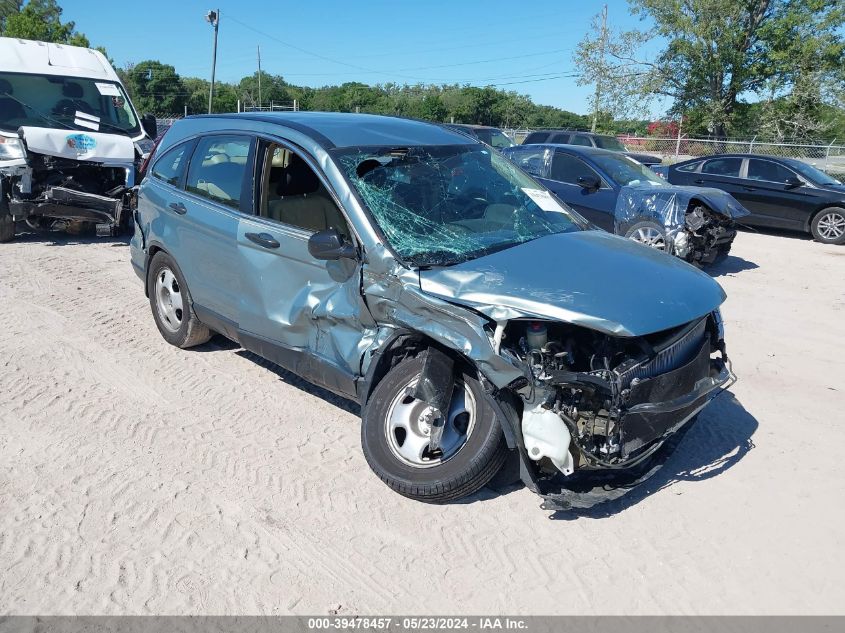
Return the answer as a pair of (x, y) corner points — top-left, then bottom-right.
(168, 202), (187, 215)
(245, 232), (280, 249)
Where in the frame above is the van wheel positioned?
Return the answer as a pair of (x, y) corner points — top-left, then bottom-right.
(811, 208), (845, 245)
(0, 194), (14, 242)
(0, 214), (14, 243)
(361, 355), (509, 503)
(147, 252), (211, 348)
(625, 221), (668, 251)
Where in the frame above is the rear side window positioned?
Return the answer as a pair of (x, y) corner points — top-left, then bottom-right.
(506, 147), (548, 177)
(551, 152), (602, 185)
(186, 135), (253, 210)
(747, 159), (796, 183)
(549, 133), (571, 144)
(151, 143), (190, 186)
(702, 157), (742, 177)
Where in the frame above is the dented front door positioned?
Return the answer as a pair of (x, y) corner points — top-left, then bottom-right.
(235, 146), (374, 399)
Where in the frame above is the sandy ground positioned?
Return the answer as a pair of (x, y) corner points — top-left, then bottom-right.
(1, 227), (844, 615)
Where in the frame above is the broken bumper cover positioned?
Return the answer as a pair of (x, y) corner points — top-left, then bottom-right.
(9, 186), (125, 233)
(536, 345), (734, 511)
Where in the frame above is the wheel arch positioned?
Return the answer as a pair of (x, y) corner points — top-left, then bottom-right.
(143, 242), (171, 297)
(806, 204), (845, 233)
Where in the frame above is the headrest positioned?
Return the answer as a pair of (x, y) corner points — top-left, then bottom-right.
(62, 82), (84, 98)
(277, 156), (320, 196)
(0, 78), (12, 95)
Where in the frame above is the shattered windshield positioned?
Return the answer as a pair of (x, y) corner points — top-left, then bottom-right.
(592, 153), (665, 187)
(334, 144), (584, 266)
(0, 71), (140, 135)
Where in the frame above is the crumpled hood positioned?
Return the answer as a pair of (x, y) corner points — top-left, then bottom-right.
(418, 231), (726, 337)
(18, 126), (134, 163)
(615, 183), (750, 228)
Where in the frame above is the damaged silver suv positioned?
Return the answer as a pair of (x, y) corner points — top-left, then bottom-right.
(131, 112), (735, 509)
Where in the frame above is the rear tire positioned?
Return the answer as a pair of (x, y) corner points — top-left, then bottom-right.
(147, 252), (211, 348)
(810, 207), (845, 245)
(361, 355), (509, 503)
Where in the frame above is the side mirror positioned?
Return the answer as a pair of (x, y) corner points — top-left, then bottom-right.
(308, 228), (357, 261)
(141, 113), (158, 139)
(577, 174), (601, 191)
(784, 177), (803, 189)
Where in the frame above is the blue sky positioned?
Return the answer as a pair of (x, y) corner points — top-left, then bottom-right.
(60, 0), (666, 116)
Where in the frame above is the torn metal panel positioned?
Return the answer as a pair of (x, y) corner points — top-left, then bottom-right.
(614, 183), (749, 243)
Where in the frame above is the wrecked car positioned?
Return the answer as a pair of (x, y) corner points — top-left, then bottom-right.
(503, 143), (750, 265)
(131, 112), (735, 509)
(0, 37), (157, 242)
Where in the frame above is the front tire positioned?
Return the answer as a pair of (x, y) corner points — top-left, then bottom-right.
(811, 207), (845, 245)
(625, 220), (668, 251)
(147, 252), (211, 348)
(361, 355), (509, 503)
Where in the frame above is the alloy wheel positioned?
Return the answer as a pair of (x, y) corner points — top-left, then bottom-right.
(817, 211), (845, 241)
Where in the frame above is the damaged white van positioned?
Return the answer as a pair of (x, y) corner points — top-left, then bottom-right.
(0, 37), (157, 242)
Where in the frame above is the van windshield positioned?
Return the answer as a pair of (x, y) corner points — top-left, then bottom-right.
(0, 71), (140, 135)
(334, 144), (584, 267)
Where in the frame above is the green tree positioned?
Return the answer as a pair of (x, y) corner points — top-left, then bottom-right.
(631, 0), (845, 137)
(125, 61), (186, 115)
(0, 0), (22, 32)
(573, 4), (652, 131)
(2, 0), (88, 46)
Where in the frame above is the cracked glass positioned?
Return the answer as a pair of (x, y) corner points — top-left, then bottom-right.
(334, 145), (584, 267)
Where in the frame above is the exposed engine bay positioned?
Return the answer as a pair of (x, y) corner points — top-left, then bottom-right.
(499, 313), (731, 478)
(675, 204), (737, 265)
(5, 152), (133, 235)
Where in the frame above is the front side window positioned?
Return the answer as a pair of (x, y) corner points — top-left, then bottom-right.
(334, 144), (584, 266)
(550, 152), (603, 185)
(569, 135), (593, 147)
(593, 135), (627, 151)
(747, 159), (797, 183)
(676, 161), (702, 172)
(151, 142), (190, 186)
(702, 157), (742, 177)
(0, 71), (139, 135)
(258, 143), (348, 237)
(186, 135), (252, 210)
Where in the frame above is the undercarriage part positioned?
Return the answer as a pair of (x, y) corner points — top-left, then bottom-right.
(682, 205), (736, 264)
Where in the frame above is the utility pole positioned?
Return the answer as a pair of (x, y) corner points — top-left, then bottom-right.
(257, 45), (262, 110)
(206, 9), (219, 114)
(591, 4), (608, 133)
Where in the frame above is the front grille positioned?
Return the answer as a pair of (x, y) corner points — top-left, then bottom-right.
(619, 317), (708, 388)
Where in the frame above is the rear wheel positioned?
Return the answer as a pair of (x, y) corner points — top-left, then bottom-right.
(361, 355), (509, 503)
(147, 252), (211, 348)
(625, 221), (668, 251)
(811, 208), (845, 245)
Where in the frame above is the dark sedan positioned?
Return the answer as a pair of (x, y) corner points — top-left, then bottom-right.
(664, 154), (845, 245)
(503, 144), (749, 265)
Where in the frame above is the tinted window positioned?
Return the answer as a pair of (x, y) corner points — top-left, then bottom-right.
(506, 147), (547, 177)
(593, 135), (626, 151)
(569, 135), (594, 147)
(151, 143), (190, 186)
(747, 159), (797, 183)
(186, 136), (252, 210)
(523, 131), (550, 144)
(549, 133), (571, 144)
(702, 158), (742, 177)
(676, 161), (701, 173)
(551, 152), (602, 185)
(259, 144), (348, 237)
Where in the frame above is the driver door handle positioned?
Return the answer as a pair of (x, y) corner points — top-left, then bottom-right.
(245, 232), (280, 249)
(168, 202), (187, 215)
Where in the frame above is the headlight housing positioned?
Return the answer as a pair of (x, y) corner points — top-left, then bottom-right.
(0, 136), (25, 161)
